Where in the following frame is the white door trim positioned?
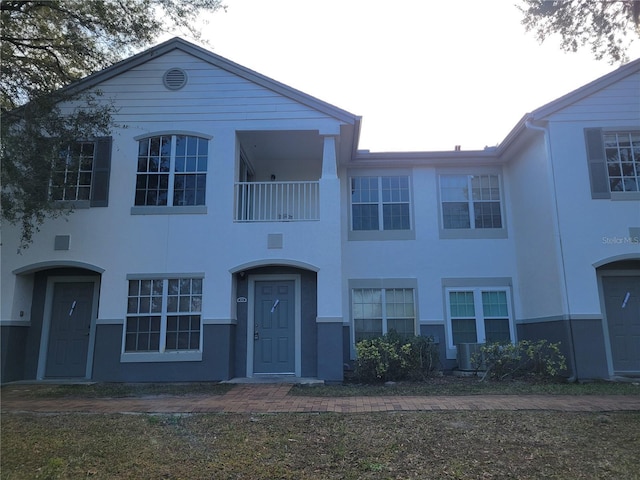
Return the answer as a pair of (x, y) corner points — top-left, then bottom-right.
(246, 274), (301, 377)
(37, 276), (100, 380)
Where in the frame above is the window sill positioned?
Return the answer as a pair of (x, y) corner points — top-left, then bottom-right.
(439, 228), (507, 240)
(120, 351), (202, 363)
(130, 206), (207, 215)
(53, 200), (91, 210)
(611, 192), (640, 201)
(348, 229), (415, 241)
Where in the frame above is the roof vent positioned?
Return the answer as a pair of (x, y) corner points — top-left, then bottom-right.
(163, 68), (187, 90)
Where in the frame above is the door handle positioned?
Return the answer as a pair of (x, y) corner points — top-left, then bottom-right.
(270, 299), (279, 313)
(254, 331), (259, 341)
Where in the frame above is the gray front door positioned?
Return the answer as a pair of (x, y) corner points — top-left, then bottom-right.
(45, 282), (94, 378)
(602, 276), (640, 373)
(254, 280), (295, 374)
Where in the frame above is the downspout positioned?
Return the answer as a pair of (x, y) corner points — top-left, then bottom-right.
(524, 119), (578, 382)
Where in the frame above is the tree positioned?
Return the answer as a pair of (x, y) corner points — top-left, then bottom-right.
(519, 0), (640, 64)
(1, 0), (225, 250)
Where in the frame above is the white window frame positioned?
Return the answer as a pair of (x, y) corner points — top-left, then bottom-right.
(349, 279), (418, 351)
(445, 286), (515, 351)
(131, 132), (211, 215)
(348, 172), (415, 241)
(437, 170), (507, 240)
(121, 274), (204, 363)
(603, 131), (640, 195)
(50, 141), (95, 204)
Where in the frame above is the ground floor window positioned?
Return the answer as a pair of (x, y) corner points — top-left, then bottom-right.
(352, 287), (415, 342)
(447, 288), (513, 347)
(125, 277), (202, 353)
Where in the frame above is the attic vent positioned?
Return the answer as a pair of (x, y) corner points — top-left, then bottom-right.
(163, 68), (187, 90)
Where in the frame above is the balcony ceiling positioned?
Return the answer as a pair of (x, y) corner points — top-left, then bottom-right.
(237, 131), (324, 180)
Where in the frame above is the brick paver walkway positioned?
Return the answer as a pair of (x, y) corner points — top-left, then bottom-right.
(2, 384), (639, 414)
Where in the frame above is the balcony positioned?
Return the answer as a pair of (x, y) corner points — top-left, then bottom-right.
(234, 181), (319, 222)
(235, 130), (325, 222)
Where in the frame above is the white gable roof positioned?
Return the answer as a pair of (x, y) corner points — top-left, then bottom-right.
(63, 37), (361, 126)
(499, 58), (640, 155)
(529, 57), (640, 121)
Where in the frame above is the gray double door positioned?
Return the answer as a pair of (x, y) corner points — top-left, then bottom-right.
(253, 280), (295, 374)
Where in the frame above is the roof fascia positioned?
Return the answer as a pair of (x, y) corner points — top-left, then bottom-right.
(530, 57), (640, 121)
(61, 37), (360, 125)
(495, 58), (640, 158)
(495, 114), (531, 157)
(349, 149), (501, 168)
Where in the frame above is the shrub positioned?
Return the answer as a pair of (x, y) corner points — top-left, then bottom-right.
(473, 340), (567, 381)
(354, 332), (440, 383)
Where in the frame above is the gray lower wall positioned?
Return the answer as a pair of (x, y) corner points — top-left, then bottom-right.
(345, 320), (611, 378)
(3, 268), (92, 383)
(419, 324), (456, 371)
(10, 265), (611, 384)
(342, 325), (351, 369)
(517, 318), (609, 380)
(1, 326), (29, 383)
(23, 270), (50, 379)
(343, 324), (456, 373)
(92, 324), (235, 382)
(317, 322), (343, 383)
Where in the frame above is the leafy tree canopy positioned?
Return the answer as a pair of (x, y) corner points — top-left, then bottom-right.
(1, 0), (225, 250)
(519, 0), (640, 64)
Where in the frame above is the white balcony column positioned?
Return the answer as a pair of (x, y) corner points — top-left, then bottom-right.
(321, 135), (338, 180)
(317, 134), (343, 380)
(317, 134), (341, 316)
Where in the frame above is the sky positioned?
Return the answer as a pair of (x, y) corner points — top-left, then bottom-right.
(165, 0), (640, 152)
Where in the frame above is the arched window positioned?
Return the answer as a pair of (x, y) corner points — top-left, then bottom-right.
(135, 135), (208, 206)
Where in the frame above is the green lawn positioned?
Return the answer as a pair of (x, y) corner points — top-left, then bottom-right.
(2, 379), (639, 479)
(3, 376), (638, 401)
(0, 382), (233, 399)
(292, 376), (640, 396)
(2, 411), (639, 479)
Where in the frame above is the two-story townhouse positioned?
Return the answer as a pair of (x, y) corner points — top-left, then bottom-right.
(1, 37), (638, 384)
(504, 60), (640, 380)
(339, 59), (640, 381)
(340, 149), (519, 372)
(1, 38), (359, 384)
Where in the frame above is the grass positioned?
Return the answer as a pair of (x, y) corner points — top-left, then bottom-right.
(2, 378), (638, 478)
(292, 375), (640, 397)
(2, 411), (639, 479)
(2, 376), (638, 401)
(0, 382), (233, 400)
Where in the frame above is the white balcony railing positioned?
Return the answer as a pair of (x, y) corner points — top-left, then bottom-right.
(234, 181), (320, 222)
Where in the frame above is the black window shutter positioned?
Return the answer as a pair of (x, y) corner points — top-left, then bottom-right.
(584, 128), (611, 199)
(90, 136), (112, 207)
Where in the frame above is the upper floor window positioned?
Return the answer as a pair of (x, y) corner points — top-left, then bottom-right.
(438, 171), (506, 239)
(135, 135), (208, 206)
(351, 176), (411, 231)
(440, 174), (502, 229)
(49, 137), (112, 207)
(51, 142), (95, 201)
(584, 128), (640, 200)
(604, 132), (639, 193)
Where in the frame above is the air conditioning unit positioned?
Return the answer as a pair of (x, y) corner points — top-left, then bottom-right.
(456, 343), (484, 371)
